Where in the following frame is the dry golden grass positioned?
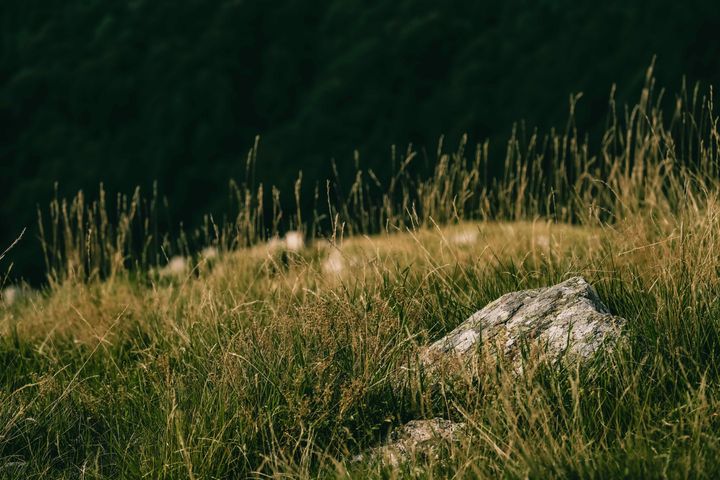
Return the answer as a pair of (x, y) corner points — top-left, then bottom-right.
(4, 65), (720, 478)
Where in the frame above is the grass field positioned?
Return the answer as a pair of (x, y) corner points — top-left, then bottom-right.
(3, 68), (720, 478)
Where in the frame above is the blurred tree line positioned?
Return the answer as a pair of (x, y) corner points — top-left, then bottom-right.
(2, 0), (720, 282)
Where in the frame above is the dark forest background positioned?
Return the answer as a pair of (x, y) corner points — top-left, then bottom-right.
(2, 0), (720, 283)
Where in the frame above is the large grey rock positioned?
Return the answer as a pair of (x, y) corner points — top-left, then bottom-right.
(423, 276), (625, 369)
(357, 278), (624, 468)
(353, 418), (466, 467)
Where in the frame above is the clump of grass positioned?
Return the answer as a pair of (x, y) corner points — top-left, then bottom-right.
(3, 64), (720, 478)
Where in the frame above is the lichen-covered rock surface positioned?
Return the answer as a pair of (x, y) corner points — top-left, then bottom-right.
(424, 276), (626, 367)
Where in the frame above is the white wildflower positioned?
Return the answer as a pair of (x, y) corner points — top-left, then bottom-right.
(159, 256), (188, 278)
(2, 286), (20, 306)
(450, 229), (478, 246)
(535, 234), (551, 249)
(284, 231), (305, 252)
(201, 246), (218, 260)
(322, 249), (344, 276)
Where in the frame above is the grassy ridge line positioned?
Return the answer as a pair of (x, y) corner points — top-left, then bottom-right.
(2, 221), (593, 342)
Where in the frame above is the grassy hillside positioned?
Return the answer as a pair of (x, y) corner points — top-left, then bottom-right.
(3, 69), (720, 478)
